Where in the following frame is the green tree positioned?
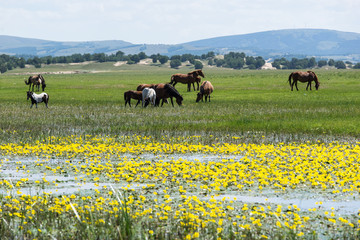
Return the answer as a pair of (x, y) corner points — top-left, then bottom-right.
(255, 56), (265, 68)
(158, 55), (169, 64)
(308, 57), (316, 68)
(335, 60), (346, 69)
(318, 60), (327, 68)
(194, 60), (203, 69)
(328, 59), (335, 66)
(170, 59), (182, 68)
(353, 63), (360, 69)
(138, 52), (147, 60)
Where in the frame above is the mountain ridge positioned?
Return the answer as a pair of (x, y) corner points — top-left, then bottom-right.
(1, 29), (360, 61)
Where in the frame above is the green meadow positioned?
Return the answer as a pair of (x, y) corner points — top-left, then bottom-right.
(1, 63), (360, 239)
(0, 62), (359, 143)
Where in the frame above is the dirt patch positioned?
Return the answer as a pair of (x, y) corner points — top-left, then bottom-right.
(113, 61), (127, 66)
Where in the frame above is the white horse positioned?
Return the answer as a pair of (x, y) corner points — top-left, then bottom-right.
(142, 88), (156, 107)
(27, 91), (49, 108)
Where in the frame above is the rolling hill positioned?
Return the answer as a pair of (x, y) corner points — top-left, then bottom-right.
(1, 29), (360, 61)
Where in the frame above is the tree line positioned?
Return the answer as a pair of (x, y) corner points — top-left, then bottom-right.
(1, 51), (359, 74)
(271, 57), (358, 70)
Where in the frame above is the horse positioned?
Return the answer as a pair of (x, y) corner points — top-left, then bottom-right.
(24, 74), (46, 92)
(136, 84), (156, 91)
(170, 69), (205, 92)
(155, 83), (183, 107)
(196, 81), (214, 102)
(124, 90), (142, 107)
(26, 91), (49, 108)
(288, 71), (320, 91)
(142, 88), (156, 107)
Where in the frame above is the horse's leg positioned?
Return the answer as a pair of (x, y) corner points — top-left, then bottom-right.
(135, 99), (140, 107)
(294, 81), (299, 91)
(187, 83), (191, 92)
(209, 95), (211, 102)
(192, 83), (195, 91)
(197, 82), (199, 91)
(308, 82), (312, 90)
(170, 97), (174, 107)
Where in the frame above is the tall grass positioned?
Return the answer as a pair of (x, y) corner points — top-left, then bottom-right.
(1, 64), (359, 143)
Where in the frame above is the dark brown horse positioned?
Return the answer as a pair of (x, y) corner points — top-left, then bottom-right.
(170, 69), (205, 92)
(124, 90), (142, 107)
(24, 74), (46, 92)
(196, 81), (214, 102)
(288, 71), (320, 91)
(155, 84), (183, 107)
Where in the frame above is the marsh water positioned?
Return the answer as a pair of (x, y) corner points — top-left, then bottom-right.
(1, 153), (359, 215)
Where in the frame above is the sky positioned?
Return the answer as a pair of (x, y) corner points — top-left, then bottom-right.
(0, 0), (359, 44)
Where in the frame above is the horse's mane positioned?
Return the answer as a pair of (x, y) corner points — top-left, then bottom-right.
(164, 84), (183, 100)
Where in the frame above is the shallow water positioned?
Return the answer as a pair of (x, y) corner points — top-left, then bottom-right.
(211, 194), (360, 215)
(1, 153), (359, 215)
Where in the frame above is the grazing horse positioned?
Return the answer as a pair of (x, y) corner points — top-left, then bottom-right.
(124, 90), (142, 107)
(24, 74), (46, 92)
(26, 91), (49, 108)
(136, 84), (156, 91)
(155, 84), (183, 107)
(288, 71), (320, 91)
(142, 88), (156, 107)
(196, 81), (214, 102)
(170, 69), (205, 92)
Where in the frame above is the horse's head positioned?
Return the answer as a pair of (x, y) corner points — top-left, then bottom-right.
(197, 70), (205, 78)
(196, 92), (203, 102)
(315, 82), (320, 90)
(26, 91), (32, 100)
(42, 83), (46, 91)
(176, 96), (183, 106)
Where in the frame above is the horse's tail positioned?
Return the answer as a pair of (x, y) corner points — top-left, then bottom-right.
(170, 75), (175, 85)
(288, 73), (293, 87)
(24, 77), (30, 85)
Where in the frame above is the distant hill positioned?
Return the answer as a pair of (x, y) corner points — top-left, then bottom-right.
(1, 29), (360, 61)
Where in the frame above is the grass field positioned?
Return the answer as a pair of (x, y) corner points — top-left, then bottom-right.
(0, 62), (359, 143)
(1, 63), (360, 239)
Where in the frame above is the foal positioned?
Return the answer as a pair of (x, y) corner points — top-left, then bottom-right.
(27, 91), (49, 108)
(196, 81), (214, 102)
(124, 90), (142, 107)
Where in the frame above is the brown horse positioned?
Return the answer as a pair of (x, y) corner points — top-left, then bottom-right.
(288, 71), (320, 91)
(124, 90), (142, 107)
(24, 74), (46, 92)
(154, 84), (183, 107)
(170, 69), (205, 92)
(196, 81), (214, 102)
(136, 84), (156, 91)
